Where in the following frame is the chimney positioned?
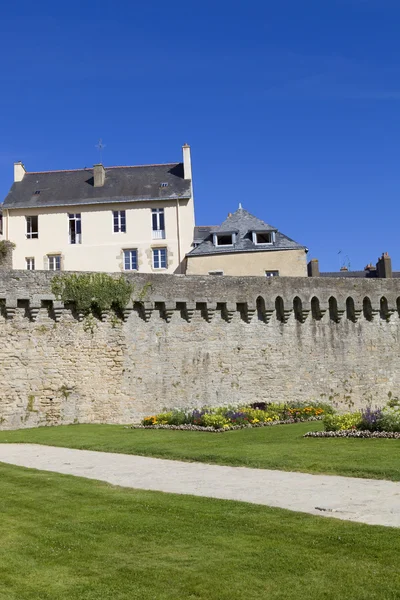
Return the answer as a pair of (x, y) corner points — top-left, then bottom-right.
(182, 144), (192, 180)
(307, 258), (320, 277)
(376, 252), (392, 278)
(14, 161), (26, 182)
(93, 164), (105, 187)
(340, 266), (348, 272)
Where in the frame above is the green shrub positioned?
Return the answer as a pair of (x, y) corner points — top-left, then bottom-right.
(323, 412), (362, 432)
(167, 410), (188, 426)
(155, 412), (174, 425)
(51, 273), (133, 316)
(202, 414), (229, 429)
(380, 407), (400, 433)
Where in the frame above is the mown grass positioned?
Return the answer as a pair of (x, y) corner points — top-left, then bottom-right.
(0, 422), (399, 480)
(0, 461), (400, 600)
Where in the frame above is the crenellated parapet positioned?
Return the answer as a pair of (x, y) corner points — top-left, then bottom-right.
(0, 271), (400, 324)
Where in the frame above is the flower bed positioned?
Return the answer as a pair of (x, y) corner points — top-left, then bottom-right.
(304, 430), (400, 439)
(136, 402), (330, 431)
(132, 417), (323, 433)
(304, 397), (400, 438)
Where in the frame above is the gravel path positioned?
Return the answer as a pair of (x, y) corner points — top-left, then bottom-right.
(0, 443), (399, 528)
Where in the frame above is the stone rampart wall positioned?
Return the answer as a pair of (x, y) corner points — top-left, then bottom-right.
(1, 271), (400, 429)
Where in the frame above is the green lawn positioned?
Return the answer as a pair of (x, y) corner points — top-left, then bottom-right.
(1, 462), (399, 600)
(0, 422), (399, 480)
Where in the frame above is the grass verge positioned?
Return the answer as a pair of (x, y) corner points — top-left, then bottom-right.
(0, 422), (399, 480)
(0, 462), (400, 600)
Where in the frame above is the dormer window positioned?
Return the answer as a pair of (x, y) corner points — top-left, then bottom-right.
(213, 233), (236, 247)
(252, 231), (275, 245)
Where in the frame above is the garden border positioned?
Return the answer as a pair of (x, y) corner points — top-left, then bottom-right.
(132, 417), (323, 433)
(304, 430), (400, 439)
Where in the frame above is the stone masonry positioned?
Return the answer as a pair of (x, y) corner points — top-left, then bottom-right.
(1, 271), (400, 430)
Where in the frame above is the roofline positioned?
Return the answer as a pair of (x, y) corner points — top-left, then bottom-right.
(4, 194), (192, 211)
(25, 162), (181, 175)
(186, 246), (308, 258)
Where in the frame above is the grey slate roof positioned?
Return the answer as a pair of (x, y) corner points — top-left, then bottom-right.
(188, 207), (307, 257)
(3, 163), (191, 210)
(193, 226), (217, 244)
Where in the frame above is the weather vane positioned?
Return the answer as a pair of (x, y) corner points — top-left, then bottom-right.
(95, 138), (106, 163)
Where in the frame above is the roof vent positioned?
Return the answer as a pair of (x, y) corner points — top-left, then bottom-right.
(160, 182), (168, 188)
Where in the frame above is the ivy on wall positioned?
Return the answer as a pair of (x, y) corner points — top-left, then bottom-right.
(51, 273), (134, 317)
(0, 240), (15, 261)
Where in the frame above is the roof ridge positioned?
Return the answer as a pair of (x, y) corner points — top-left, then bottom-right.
(107, 162), (179, 169)
(27, 162), (180, 175)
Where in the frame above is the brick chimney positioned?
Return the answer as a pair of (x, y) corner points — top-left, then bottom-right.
(376, 252), (392, 278)
(93, 164), (105, 187)
(340, 266), (348, 272)
(307, 258), (320, 277)
(14, 161), (26, 182)
(182, 144), (192, 180)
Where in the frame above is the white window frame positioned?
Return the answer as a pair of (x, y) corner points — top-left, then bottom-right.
(113, 210), (126, 233)
(69, 213), (82, 244)
(26, 216), (38, 239)
(26, 257), (35, 271)
(48, 255), (61, 271)
(265, 270), (279, 278)
(152, 247), (167, 269)
(213, 233), (236, 247)
(152, 208), (165, 239)
(252, 231), (275, 245)
(123, 249), (138, 271)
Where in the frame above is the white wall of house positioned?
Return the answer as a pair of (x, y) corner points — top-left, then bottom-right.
(6, 197), (194, 273)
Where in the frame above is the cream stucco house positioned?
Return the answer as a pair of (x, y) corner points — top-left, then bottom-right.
(186, 207), (308, 276)
(1, 145), (194, 274)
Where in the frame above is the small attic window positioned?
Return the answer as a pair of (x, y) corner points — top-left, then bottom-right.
(213, 233), (236, 247)
(160, 182), (168, 188)
(252, 231), (274, 245)
(34, 190), (40, 195)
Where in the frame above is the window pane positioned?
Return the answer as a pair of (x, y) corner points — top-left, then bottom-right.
(159, 211), (165, 231)
(152, 212), (158, 231)
(76, 219), (81, 235)
(160, 248), (167, 268)
(120, 211), (126, 232)
(124, 252), (130, 270)
(153, 249), (159, 268)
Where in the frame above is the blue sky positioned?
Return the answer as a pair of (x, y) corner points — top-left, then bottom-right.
(1, 0), (399, 271)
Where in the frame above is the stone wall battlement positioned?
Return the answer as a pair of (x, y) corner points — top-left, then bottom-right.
(1, 270), (400, 324)
(0, 295), (399, 325)
(1, 271), (400, 430)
